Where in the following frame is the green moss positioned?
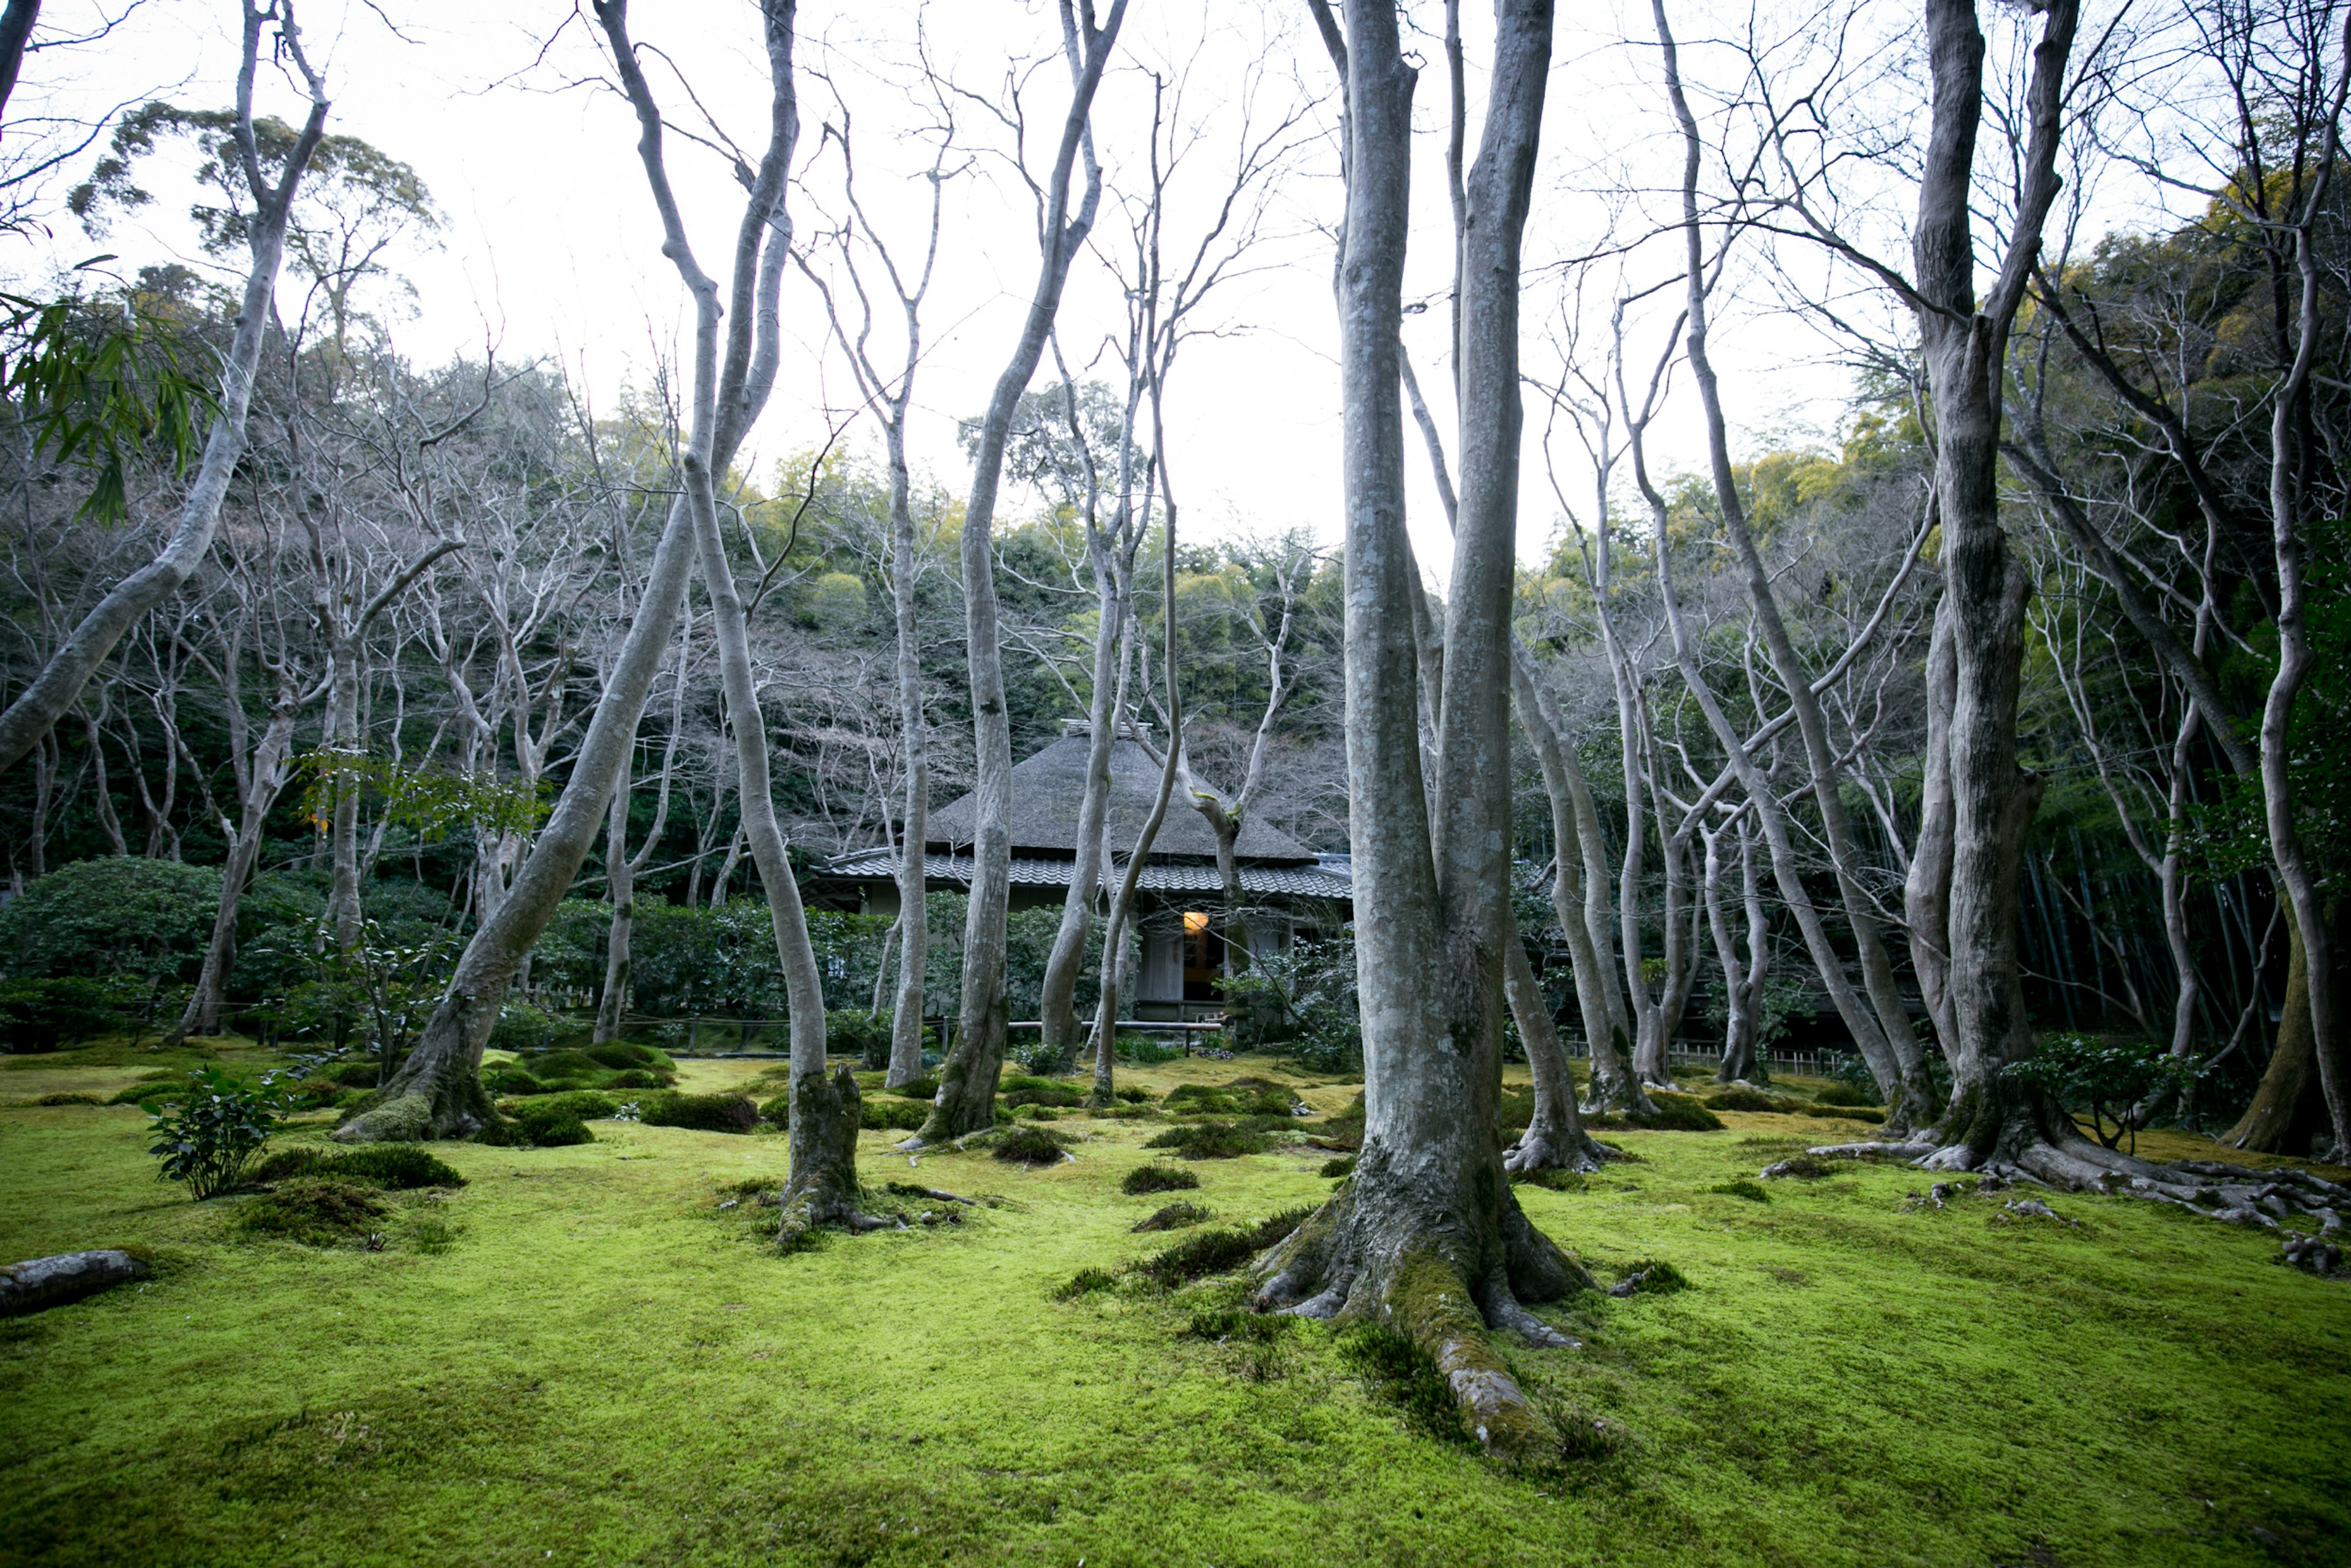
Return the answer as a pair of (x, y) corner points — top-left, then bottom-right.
(890, 1076), (939, 1100)
(1709, 1179), (1772, 1203)
(636, 1093), (757, 1135)
(1635, 1093), (1727, 1132)
(860, 1097), (929, 1131)
(1132, 1201), (1212, 1233)
(1509, 1166), (1586, 1191)
(1813, 1081), (1877, 1108)
(1318, 1154), (1359, 1179)
(4, 1056), (2349, 1567)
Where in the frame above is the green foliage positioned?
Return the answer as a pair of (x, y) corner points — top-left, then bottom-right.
(231, 1177), (389, 1247)
(860, 1097), (929, 1131)
(1052, 1267), (1119, 1301)
(144, 1066), (288, 1198)
(992, 1125), (1072, 1165)
(826, 1009), (892, 1070)
(480, 1098), (596, 1148)
(636, 1093), (757, 1135)
(32, 1092), (103, 1106)
(294, 751), (550, 846)
(891, 1076), (939, 1100)
(1709, 1179), (1772, 1203)
(0, 279), (218, 521)
(0, 858), (222, 982)
(1510, 1166), (1588, 1192)
(486, 1002), (560, 1056)
(1120, 1163), (1200, 1196)
(1317, 1154), (1357, 1179)
(1133, 1201), (1212, 1233)
(1336, 1322), (1470, 1445)
(1704, 1086), (1788, 1113)
(1613, 1259), (1691, 1295)
(1812, 1081), (1876, 1108)
(0, 978), (126, 1052)
(1164, 1081), (1299, 1119)
(1218, 933), (1360, 1074)
(2006, 1032), (2197, 1152)
(1141, 1120), (1270, 1160)
(1133, 1226), (1260, 1288)
(1000, 1075), (1086, 1109)
(246, 1143), (464, 1190)
(1183, 1307), (1292, 1343)
(1113, 1033), (1183, 1065)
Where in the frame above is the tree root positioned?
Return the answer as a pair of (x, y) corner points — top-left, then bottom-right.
(1503, 1120), (1617, 1175)
(1248, 1167), (1595, 1459)
(1809, 1132), (2351, 1276)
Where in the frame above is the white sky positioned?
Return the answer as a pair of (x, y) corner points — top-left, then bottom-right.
(12, 0), (2185, 580)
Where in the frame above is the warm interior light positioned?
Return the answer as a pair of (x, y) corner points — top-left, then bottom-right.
(1182, 910), (1209, 933)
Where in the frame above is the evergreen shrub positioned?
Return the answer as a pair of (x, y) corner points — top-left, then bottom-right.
(1121, 1163), (1199, 1195)
(638, 1093), (758, 1135)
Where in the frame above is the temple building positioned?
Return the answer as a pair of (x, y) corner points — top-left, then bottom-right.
(812, 722), (1351, 1021)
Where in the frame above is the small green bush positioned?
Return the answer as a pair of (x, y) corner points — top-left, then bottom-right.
(1133, 1201), (1212, 1233)
(639, 1093), (759, 1135)
(0, 978), (126, 1052)
(1709, 1179), (1771, 1202)
(1318, 1154), (1358, 1179)
(1114, 1086), (1153, 1105)
(861, 1097), (929, 1131)
(1053, 1267), (1119, 1301)
(757, 1093), (790, 1127)
(329, 1060), (380, 1089)
(248, 1143), (465, 1190)
(234, 1177), (389, 1245)
(890, 1076), (939, 1100)
(826, 1009), (893, 1070)
(585, 1041), (657, 1070)
(1121, 1163), (1200, 1195)
(1185, 1308), (1291, 1343)
(487, 1002), (561, 1056)
(1114, 1033), (1182, 1064)
(1336, 1322), (1468, 1444)
(1813, 1081), (1875, 1108)
(1142, 1120), (1270, 1160)
(606, 1068), (668, 1089)
(33, 1091), (102, 1106)
(992, 1125), (1071, 1165)
(1611, 1258), (1690, 1295)
(1308, 1092), (1366, 1150)
(1134, 1226), (1260, 1288)
(480, 1110), (592, 1148)
(1510, 1166), (1587, 1191)
(146, 1067), (288, 1198)
(1015, 1104), (1060, 1121)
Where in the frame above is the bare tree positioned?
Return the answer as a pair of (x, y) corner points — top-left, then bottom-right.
(1254, 0), (1592, 1459)
(918, 0), (1128, 1146)
(0, 0), (328, 775)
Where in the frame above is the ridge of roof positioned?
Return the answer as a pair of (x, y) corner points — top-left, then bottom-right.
(922, 733), (1319, 864)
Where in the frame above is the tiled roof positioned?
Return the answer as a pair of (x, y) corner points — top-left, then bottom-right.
(820, 848), (1352, 902)
(922, 732), (1320, 863)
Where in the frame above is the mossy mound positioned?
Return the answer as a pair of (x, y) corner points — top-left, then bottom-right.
(1709, 1179), (1772, 1203)
(32, 1092), (102, 1106)
(479, 1097), (602, 1147)
(638, 1092), (759, 1135)
(1796, 1103), (1886, 1124)
(1132, 1207), (1312, 1289)
(499, 1090), (618, 1123)
(1120, 1163), (1200, 1196)
(1164, 1082), (1299, 1119)
(233, 1177), (390, 1247)
(1510, 1166), (1586, 1192)
(992, 1125), (1074, 1165)
(248, 1144), (465, 1190)
(1813, 1081), (1878, 1108)
(891, 1076), (940, 1100)
(1704, 1086), (1794, 1114)
(1142, 1120), (1272, 1160)
(1592, 1093), (1724, 1132)
(863, 1097), (929, 1131)
(1133, 1201), (1213, 1233)
(488, 1043), (678, 1097)
(1000, 1075), (1086, 1110)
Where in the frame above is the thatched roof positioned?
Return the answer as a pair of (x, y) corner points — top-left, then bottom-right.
(923, 730), (1318, 864)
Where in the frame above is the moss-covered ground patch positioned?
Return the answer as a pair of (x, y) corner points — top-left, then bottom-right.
(1, 1053), (2346, 1566)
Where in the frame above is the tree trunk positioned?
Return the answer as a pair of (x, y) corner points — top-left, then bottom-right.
(2221, 900), (2338, 1157)
(174, 697), (298, 1041)
(0, 5), (328, 776)
(1654, 0), (1935, 1128)
(594, 773), (636, 1045)
(1509, 647), (1648, 1112)
(921, 0), (1127, 1143)
(1257, 0), (1588, 1461)
(1037, 640), (1122, 1071)
(336, 0), (798, 1144)
(1502, 932), (1610, 1172)
(885, 417), (931, 1088)
(1906, 593), (1960, 1056)
(1703, 822), (1755, 1082)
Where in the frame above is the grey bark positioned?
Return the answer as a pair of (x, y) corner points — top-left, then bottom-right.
(1655, 0), (1935, 1127)
(921, 0), (1128, 1144)
(336, 0), (798, 1143)
(594, 649), (681, 1045)
(1255, 0), (1589, 1460)
(0, 2), (328, 776)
